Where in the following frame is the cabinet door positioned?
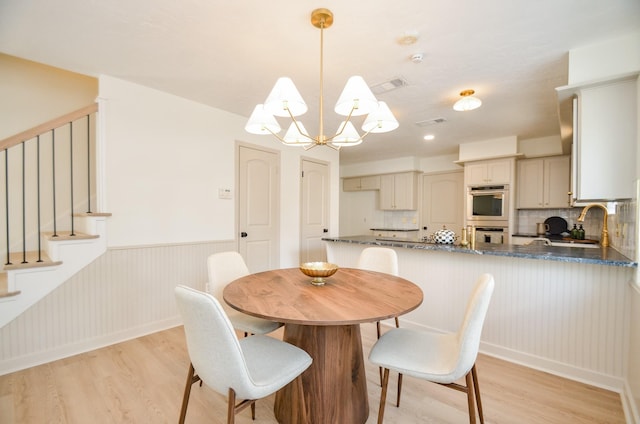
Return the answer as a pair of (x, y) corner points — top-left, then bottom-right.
(577, 79), (636, 201)
(465, 160), (511, 185)
(487, 160), (511, 184)
(343, 177), (361, 191)
(393, 172), (417, 210)
(379, 173), (417, 210)
(359, 175), (380, 190)
(544, 156), (571, 208)
(465, 163), (487, 185)
(517, 159), (544, 208)
(379, 174), (395, 209)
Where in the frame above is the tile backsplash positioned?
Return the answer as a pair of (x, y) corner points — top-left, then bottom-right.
(380, 210), (420, 230)
(516, 199), (636, 259)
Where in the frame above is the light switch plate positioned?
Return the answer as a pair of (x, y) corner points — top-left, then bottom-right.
(218, 188), (233, 199)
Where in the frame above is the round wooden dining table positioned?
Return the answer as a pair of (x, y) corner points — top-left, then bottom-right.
(223, 267), (423, 424)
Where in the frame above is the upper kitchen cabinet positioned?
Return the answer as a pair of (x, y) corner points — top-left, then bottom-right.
(343, 175), (380, 192)
(379, 172), (418, 210)
(464, 158), (514, 186)
(556, 73), (638, 202)
(517, 156), (571, 209)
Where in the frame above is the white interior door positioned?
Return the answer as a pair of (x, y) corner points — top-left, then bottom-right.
(421, 171), (464, 236)
(300, 158), (329, 263)
(238, 145), (280, 272)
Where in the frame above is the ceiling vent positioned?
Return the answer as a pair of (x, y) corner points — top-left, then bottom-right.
(370, 77), (408, 94)
(415, 117), (447, 127)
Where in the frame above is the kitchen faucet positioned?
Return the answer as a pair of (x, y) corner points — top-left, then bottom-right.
(577, 203), (609, 247)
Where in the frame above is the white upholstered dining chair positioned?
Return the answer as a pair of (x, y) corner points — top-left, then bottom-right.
(357, 247), (401, 385)
(207, 251), (283, 336)
(368, 273), (495, 424)
(357, 247), (400, 337)
(175, 285), (312, 424)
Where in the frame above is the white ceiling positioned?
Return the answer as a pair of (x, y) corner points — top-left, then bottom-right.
(1, 0), (639, 164)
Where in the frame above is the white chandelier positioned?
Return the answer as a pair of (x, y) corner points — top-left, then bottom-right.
(245, 8), (399, 150)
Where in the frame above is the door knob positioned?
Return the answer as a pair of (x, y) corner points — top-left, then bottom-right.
(240, 232), (248, 238)
(323, 228), (328, 233)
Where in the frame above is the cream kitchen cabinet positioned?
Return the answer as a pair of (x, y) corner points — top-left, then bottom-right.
(556, 73), (637, 202)
(464, 159), (513, 186)
(517, 156), (571, 209)
(379, 172), (418, 210)
(342, 175), (381, 191)
(574, 77), (636, 201)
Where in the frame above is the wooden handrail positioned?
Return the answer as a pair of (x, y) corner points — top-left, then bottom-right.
(0, 103), (98, 151)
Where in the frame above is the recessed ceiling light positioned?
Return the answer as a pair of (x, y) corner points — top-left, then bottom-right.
(423, 134), (435, 141)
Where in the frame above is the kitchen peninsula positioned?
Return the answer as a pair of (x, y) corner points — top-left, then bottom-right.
(323, 235), (636, 392)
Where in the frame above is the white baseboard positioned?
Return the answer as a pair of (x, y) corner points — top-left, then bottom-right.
(0, 316), (182, 376)
(393, 318), (624, 392)
(622, 380), (640, 424)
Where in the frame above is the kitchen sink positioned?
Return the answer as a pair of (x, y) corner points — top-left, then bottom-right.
(525, 237), (600, 249)
(550, 241), (600, 249)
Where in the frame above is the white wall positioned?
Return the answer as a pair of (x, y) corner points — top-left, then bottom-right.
(0, 54), (97, 140)
(568, 32), (640, 85)
(98, 76), (339, 267)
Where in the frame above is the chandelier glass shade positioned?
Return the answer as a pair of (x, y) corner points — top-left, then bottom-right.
(453, 89), (482, 111)
(245, 8), (398, 149)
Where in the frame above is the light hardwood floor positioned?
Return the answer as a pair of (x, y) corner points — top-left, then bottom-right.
(0, 324), (625, 423)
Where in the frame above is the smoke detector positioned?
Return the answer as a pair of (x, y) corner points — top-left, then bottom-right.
(410, 53), (424, 64)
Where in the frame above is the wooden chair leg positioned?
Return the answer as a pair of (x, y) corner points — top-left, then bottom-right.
(179, 363), (201, 424)
(394, 317), (399, 328)
(378, 368), (390, 424)
(251, 401), (255, 420)
(227, 388), (236, 424)
(471, 364), (484, 424)
(396, 373), (403, 407)
(465, 372), (476, 424)
(377, 321), (383, 385)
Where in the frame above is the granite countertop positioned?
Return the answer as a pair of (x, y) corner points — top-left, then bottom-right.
(323, 235), (637, 268)
(370, 228), (420, 232)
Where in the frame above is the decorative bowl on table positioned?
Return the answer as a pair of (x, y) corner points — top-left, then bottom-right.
(300, 262), (339, 286)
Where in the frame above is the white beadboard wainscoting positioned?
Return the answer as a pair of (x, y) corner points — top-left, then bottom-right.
(327, 242), (633, 392)
(0, 240), (236, 375)
(629, 283), (640, 423)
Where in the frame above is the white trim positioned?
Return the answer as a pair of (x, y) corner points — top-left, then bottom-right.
(621, 380), (639, 424)
(389, 313), (626, 393)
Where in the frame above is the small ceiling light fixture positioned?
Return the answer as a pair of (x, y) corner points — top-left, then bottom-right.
(245, 8), (398, 149)
(453, 89), (482, 111)
(398, 30), (419, 45)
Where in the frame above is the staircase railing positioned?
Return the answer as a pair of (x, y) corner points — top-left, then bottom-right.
(0, 103), (98, 267)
